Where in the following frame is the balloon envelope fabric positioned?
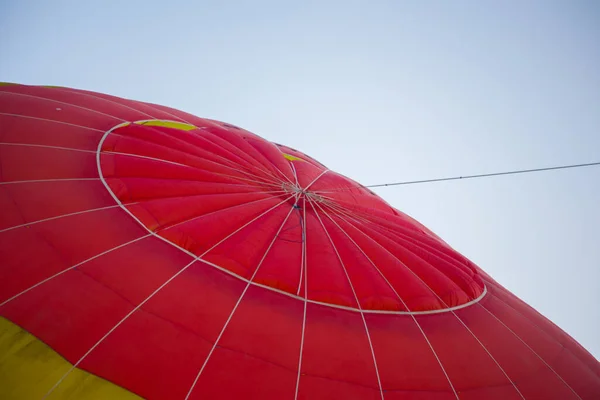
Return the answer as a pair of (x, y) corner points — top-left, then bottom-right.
(0, 83), (598, 400)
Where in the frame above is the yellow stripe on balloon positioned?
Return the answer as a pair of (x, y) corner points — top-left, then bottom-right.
(135, 120), (197, 131)
(0, 317), (141, 400)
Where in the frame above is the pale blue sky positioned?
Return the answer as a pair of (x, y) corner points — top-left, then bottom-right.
(1, 1), (599, 358)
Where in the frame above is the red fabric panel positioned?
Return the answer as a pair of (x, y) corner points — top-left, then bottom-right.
(104, 178), (260, 203)
(365, 313), (454, 394)
(299, 304), (380, 395)
(190, 285), (303, 399)
(100, 153), (241, 185)
(298, 376), (381, 400)
(455, 299), (579, 399)
(0, 269), (133, 362)
(332, 212), (475, 311)
(254, 208), (304, 294)
(0, 207), (146, 302)
(142, 261), (246, 343)
(318, 211), (403, 310)
(126, 192), (272, 232)
(200, 126), (285, 181)
(189, 346), (297, 400)
(159, 196), (282, 256)
(302, 211), (358, 308)
(103, 131), (255, 181)
(275, 143), (328, 170)
(0, 90), (120, 131)
(72, 89), (203, 123)
(1, 84), (598, 400)
(139, 101), (221, 128)
(0, 85), (148, 122)
(77, 236), (193, 305)
(81, 308), (211, 400)
(0, 145), (98, 182)
(0, 112), (103, 151)
(483, 283), (600, 397)
(203, 203), (294, 279)
(384, 392), (457, 400)
(415, 311), (522, 399)
(0, 187), (23, 229)
(243, 136), (296, 183)
(0, 180), (115, 230)
(290, 159), (326, 189)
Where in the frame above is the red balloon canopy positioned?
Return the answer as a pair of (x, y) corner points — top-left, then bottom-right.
(0, 83), (598, 400)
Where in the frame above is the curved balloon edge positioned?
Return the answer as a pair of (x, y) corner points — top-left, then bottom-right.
(96, 120), (488, 316)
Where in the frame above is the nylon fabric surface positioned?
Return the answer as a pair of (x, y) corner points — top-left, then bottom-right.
(0, 83), (598, 399)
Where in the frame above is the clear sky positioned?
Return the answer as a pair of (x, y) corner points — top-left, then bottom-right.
(1, 0), (599, 358)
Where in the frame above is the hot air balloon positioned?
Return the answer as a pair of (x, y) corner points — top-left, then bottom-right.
(0, 83), (598, 400)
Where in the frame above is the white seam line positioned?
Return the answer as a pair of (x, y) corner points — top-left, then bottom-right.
(0, 203), (127, 234)
(104, 150), (284, 190)
(192, 125), (289, 186)
(321, 204), (523, 399)
(137, 103), (191, 124)
(478, 301), (582, 399)
(0, 234), (151, 309)
(96, 123), (487, 317)
(481, 280), (594, 396)
(296, 196), (307, 296)
(0, 178), (100, 185)
(0, 112), (104, 132)
(43, 195), (294, 398)
(314, 203), (488, 312)
(294, 196), (308, 400)
(49, 87), (156, 119)
(294, 298), (308, 400)
(277, 145), (300, 187)
(290, 162), (300, 187)
(156, 196), (281, 232)
(0, 142), (97, 154)
(184, 204), (296, 400)
(244, 141), (294, 186)
(308, 199), (384, 399)
(121, 123), (288, 188)
(0, 91), (125, 122)
(314, 202), (460, 399)
(321, 201), (478, 280)
(303, 169), (329, 191)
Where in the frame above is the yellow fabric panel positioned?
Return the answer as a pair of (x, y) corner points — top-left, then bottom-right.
(134, 120), (197, 131)
(0, 317), (142, 400)
(283, 153), (304, 162)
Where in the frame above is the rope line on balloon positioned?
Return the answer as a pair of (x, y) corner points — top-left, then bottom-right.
(1, 89), (295, 188)
(317, 200), (448, 259)
(311, 199), (461, 399)
(476, 293), (583, 399)
(0, 91), (126, 122)
(0, 178), (101, 186)
(101, 150), (286, 190)
(0, 141), (283, 191)
(294, 196), (308, 400)
(187, 127), (295, 186)
(0, 111), (105, 132)
(479, 281), (590, 397)
(313, 161), (600, 193)
(43, 195), (296, 399)
(109, 123), (291, 188)
(183, 203), (296, 399)
(0, 142), (287, 194)
(308, 198), (385, 399)
(315, 201), (526, 399)
(45, 86), (159, 120)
